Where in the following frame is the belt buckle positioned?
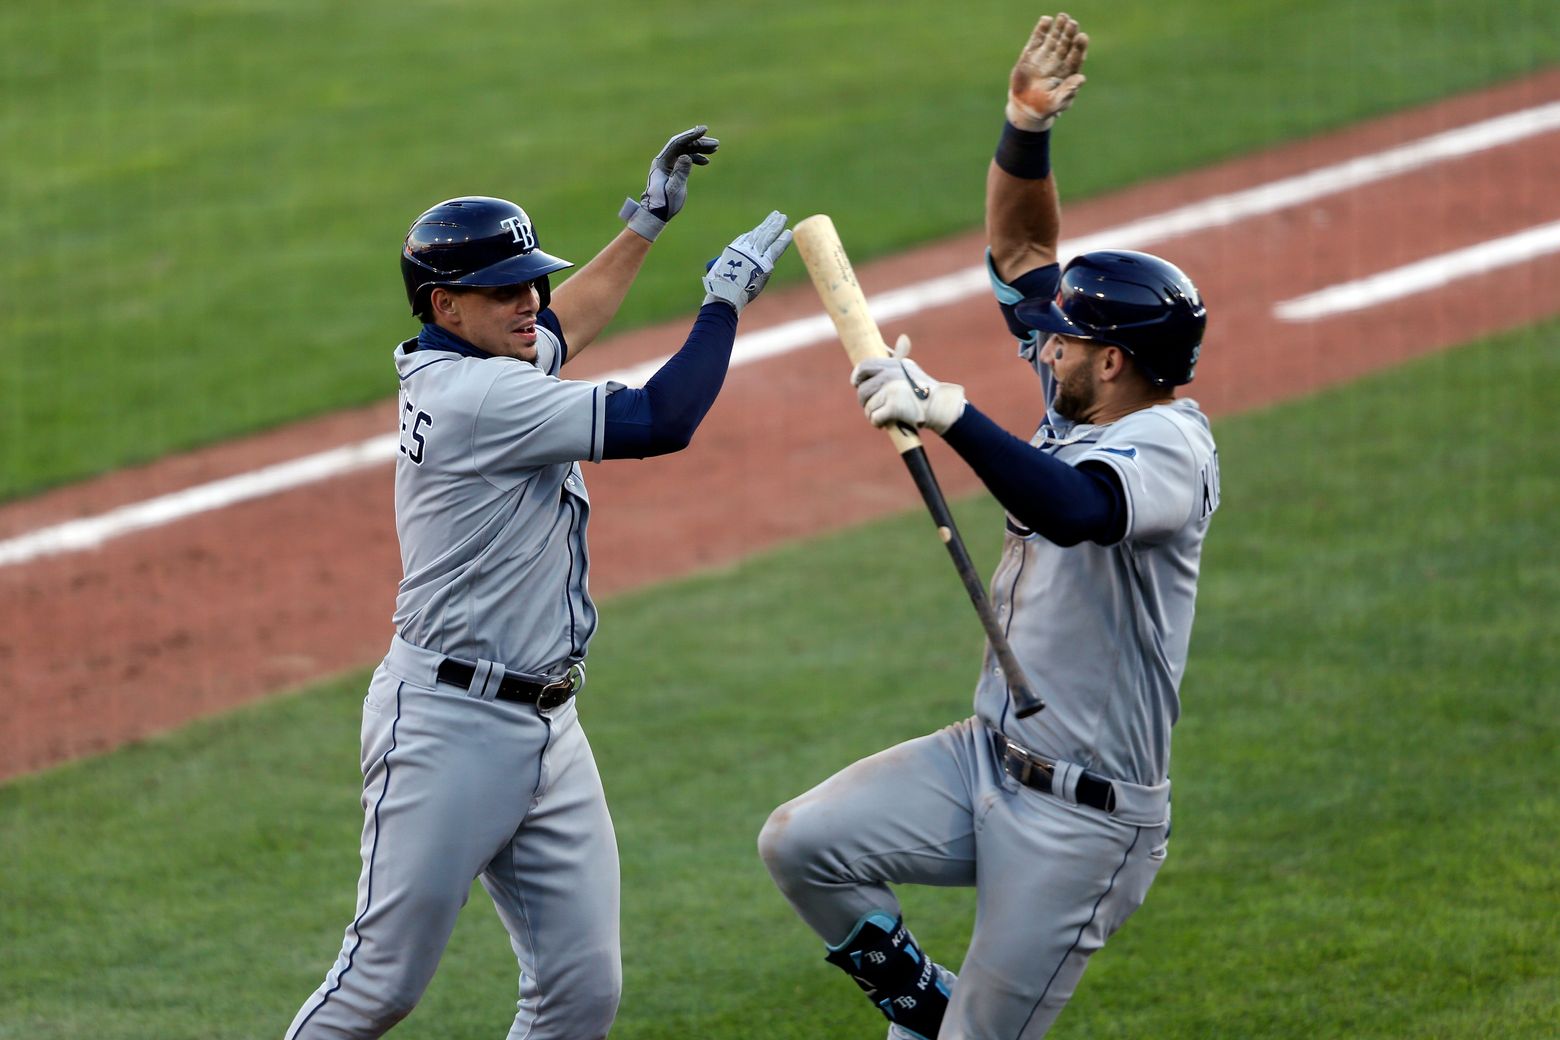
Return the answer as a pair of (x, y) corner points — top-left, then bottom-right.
(1004, 739), (1054, 792)
(537, 662), (584, 709)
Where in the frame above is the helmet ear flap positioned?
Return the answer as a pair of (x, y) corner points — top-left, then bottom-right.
(410, 280), (437, 323)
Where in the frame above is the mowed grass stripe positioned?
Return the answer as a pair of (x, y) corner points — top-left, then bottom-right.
(3, 0), (1559, 500)
(1, 325), (1555, 1038)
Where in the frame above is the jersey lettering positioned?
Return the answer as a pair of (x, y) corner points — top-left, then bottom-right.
(399, 394), (433, 466)
(1199, 450), (1221, 521)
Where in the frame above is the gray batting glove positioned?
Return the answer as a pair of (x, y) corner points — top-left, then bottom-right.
(851, 335), (967, 433)
(701, 210), (793, 314)
(619, 125), (720, 242)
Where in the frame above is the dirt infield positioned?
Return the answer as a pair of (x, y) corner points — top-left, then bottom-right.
(3, 70), (1557, 781)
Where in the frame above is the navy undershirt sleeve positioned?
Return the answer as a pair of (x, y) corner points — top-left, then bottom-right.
(600, 302), (739, 459)
(996, 263), (1061, 343)
(941, 404), (1127, 546)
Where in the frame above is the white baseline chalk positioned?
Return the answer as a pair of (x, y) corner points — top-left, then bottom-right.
(1274, 220), (1560, 321)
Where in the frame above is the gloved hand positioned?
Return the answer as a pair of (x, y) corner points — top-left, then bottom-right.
(851, 335), (967, 433)
(1006, 12), (1088, 131)
(701, 211), (793, 314)
(619, 125), (720, 242)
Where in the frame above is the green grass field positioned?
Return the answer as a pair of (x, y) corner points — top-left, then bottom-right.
(3, 0), (1558, 499)
(2, 321), (1555, 1038)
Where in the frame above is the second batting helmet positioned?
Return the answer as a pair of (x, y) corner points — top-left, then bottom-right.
(401, 196), (574, 319)
(1015, 250), (1206, 386)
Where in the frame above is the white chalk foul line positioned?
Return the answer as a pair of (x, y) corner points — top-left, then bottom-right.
(0, 437), (400, 567)
(1274, 219), (1560, 321)
(4, 99), (1558, 569)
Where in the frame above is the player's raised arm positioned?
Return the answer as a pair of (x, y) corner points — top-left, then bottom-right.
(550, 125), (720, 359)
(986, 12), (1087, 281)
(598, 211), (791, 459)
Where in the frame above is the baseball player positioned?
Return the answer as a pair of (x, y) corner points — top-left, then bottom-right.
(284, 127), (791, 1040)
(759, 13), (1218, 1038)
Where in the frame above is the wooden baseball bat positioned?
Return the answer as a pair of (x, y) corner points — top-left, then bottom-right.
(792, 214), (1045, 718)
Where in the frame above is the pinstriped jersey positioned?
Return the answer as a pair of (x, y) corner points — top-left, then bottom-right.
(390, 315), (609, 675)
(976, 276), (1220, 787)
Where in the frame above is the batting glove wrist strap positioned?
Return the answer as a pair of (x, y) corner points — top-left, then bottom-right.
(1004, 98), (1056, 133)
(994, 121), (1052, 179)
(619, 197), (668, 242)
(701, 246), (767, 311)
(923, 383), (968, 434)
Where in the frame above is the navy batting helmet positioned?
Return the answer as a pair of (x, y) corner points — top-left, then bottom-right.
(1015, 250), (1206, 386)
(401, 196), (574, 320)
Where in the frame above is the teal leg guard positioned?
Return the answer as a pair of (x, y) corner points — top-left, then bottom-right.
(824, 912), (952, 1040)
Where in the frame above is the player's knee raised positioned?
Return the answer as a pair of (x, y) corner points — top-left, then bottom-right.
(757, 800), (821, 882)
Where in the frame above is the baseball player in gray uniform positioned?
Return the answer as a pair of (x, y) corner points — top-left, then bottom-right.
(284, 127), (791, 1039)
(759, 14), (1219, 1038)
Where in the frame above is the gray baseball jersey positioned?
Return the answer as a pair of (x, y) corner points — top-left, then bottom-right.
(760, 264), (1218, 1039)
(975, 342), (1220, 787)
(392, 320), (608, 673)
(287, 317), (625, 1040)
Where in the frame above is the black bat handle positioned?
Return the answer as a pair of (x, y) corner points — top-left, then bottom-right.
(898, 445), (1045, 718)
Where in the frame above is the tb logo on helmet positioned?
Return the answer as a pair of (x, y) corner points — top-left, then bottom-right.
(499, 214), (537, 251)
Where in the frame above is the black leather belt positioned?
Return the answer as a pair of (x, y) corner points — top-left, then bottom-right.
(997, 734), (1117, 814)
(436, 658), (582, 710)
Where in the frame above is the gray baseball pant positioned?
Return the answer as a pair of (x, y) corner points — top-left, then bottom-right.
(759, 716), (1169, 1038)
(285, 637), (620, 1039)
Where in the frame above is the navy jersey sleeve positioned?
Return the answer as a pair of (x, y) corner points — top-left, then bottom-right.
(942, 404), (1127, 546)
(600, 303), (738, 459)
(987, 251), (1060, 360)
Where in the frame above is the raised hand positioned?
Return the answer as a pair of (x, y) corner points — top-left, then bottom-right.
(701, 211), (793, 314)
(621, 125), (720, 241)
(1007, 12), (1089, 131)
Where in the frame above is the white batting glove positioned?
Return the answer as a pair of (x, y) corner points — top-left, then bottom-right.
(702, 210), (793, 313)
(1006, 12), (1089, 131)
(850, 335), (967, 434)
(620, 125), (720, 242)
